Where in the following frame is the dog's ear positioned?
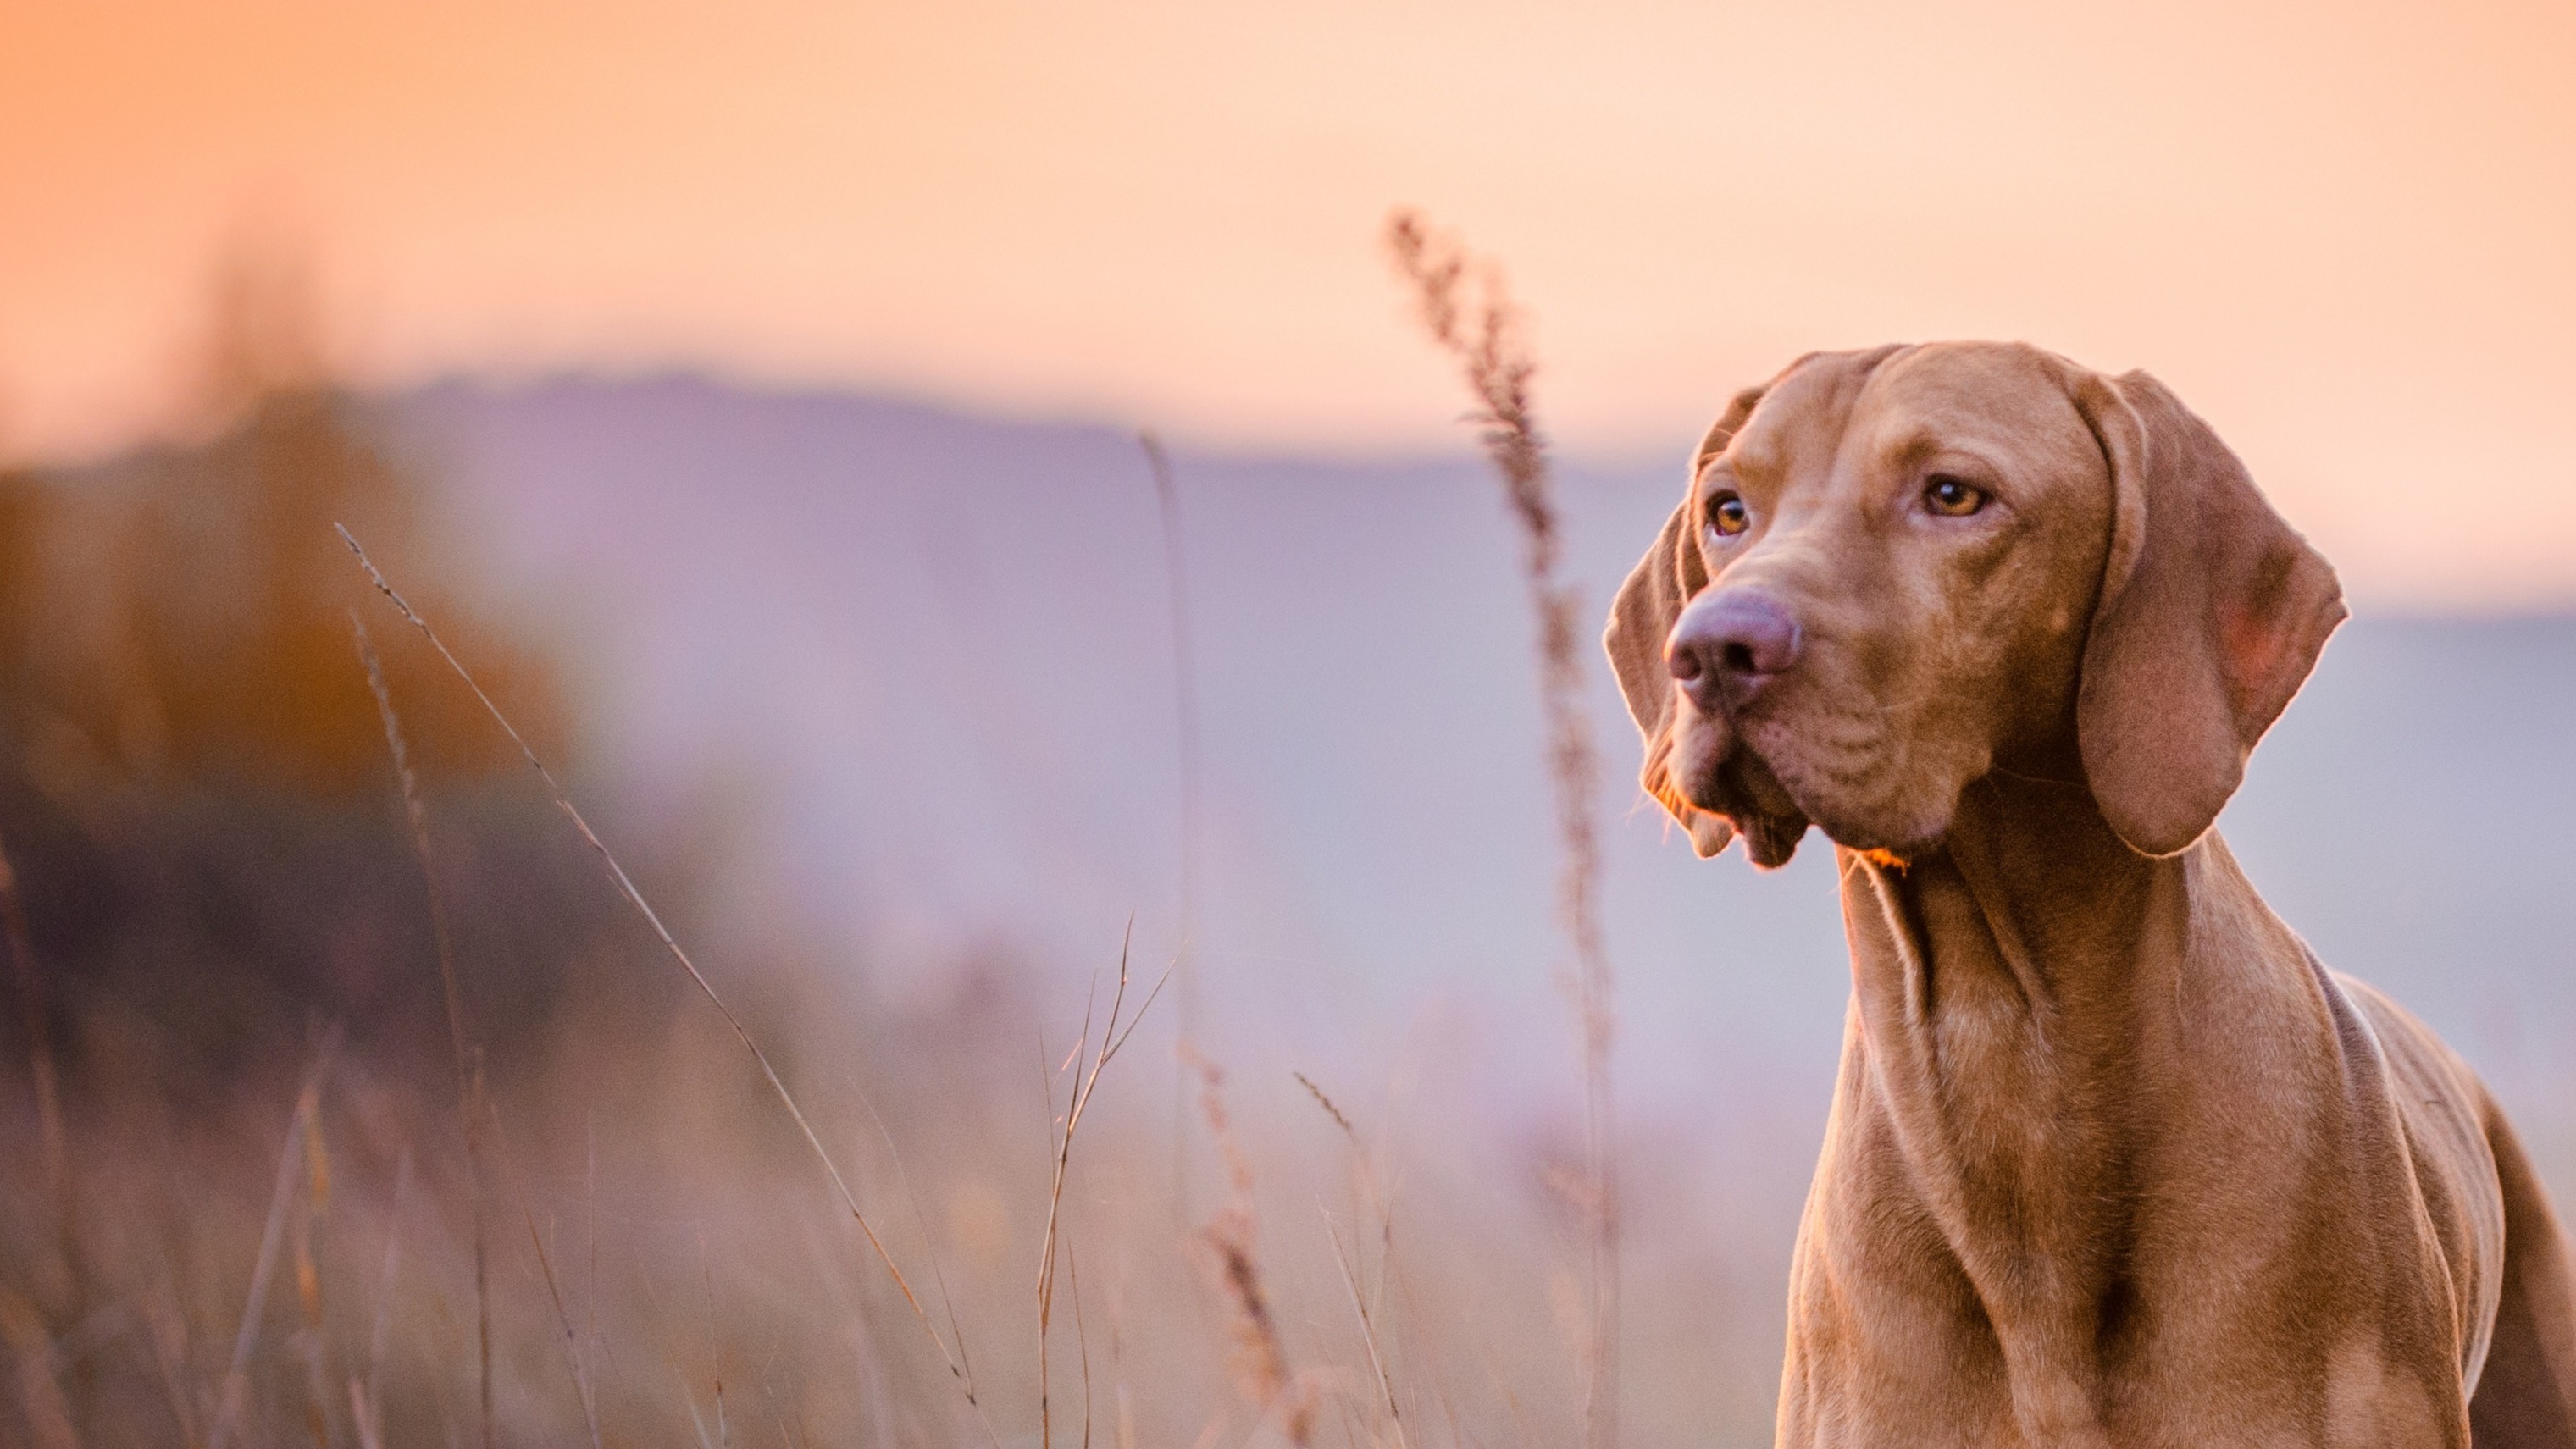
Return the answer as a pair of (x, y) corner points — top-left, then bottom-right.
(1603, 384), (1765, 858)
(2069, 368), (2346, 858)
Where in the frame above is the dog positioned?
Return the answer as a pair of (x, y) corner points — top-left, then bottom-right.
(1604, 342), (2576, 1446)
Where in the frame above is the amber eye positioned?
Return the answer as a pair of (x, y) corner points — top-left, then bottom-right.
(1706, 490), (1751, 537)
(1923, 474), (1986, 517)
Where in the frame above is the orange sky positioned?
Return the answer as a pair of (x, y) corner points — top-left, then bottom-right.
(7, 0), (2576, 605)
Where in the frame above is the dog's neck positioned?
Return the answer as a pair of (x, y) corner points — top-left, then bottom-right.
(1828, 767), (2253, 1427)
(1841, 767), (2185, 1038)
(1833, 766), (2185, 1211)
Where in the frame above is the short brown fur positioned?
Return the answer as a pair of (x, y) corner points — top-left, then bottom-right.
(1606, 342), (2576, 1446)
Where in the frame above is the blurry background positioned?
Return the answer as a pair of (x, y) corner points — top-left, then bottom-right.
(3, 2), (2574, 1446)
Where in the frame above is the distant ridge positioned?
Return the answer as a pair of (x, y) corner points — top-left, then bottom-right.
(375, 371), (2576, 1181)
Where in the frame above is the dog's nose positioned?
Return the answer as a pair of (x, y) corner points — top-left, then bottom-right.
(1668, 590), (1802, 711)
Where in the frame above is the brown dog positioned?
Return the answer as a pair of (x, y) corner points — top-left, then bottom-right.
(1605, 343), (2576, 1446)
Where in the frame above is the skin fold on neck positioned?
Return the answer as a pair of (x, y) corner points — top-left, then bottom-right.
(1825, 768), (2211, 1440)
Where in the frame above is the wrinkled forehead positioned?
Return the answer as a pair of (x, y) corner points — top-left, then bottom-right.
(1726, 343), (2100, 483)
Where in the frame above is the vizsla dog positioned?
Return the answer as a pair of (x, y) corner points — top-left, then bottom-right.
(1604, 343), (2576, 1446)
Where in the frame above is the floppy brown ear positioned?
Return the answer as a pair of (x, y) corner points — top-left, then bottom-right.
(1603, 384), (1765, 858)
(2069, 369), (2346, 857)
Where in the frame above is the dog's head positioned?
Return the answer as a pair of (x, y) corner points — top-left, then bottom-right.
(1604, 341), (2346, 867)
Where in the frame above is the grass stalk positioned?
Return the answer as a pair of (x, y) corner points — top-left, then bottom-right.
(481, 1092), (607, 1449)
(1188, 1050), (1312, 1448)
(1322, 1211), (1408, 1449)
(1385, 208), (1620, 1449)
(1067, 1235), (1094, 1449)
(1139, 433), (1205, 1214)
(522, 1201), (605, 1449)
(0, 1286), (79, 1449)
(351, 1149), (410, 1449)
(1039, 924), (1172, 1449)
(0, 828), (76, 1321)
(352, 609), (496, 1449)
(338, 524), (996, 1442)
(292, 1103), (335, 1449)
(1297, 1072), (1415, 1449)
(208, 1039), (337, 1449)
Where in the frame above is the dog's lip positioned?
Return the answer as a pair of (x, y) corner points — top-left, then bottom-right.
(1670, 690), (1819, 863)
(1681, 733), (1803, 818)
(1721, 747), (1941, 862)
(1680, 739), (1813, 866)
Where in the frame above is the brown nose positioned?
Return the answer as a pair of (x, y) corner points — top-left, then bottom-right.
(1668, 589), (1802, 712)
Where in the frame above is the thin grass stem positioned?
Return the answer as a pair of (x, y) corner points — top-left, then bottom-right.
(1141, 432), (1205, 1219)
(1385, 208), (1620, 1449)
(339, 525), (997, 1444)
(208, 1037), (337, 1449)
(352, 609), (496, 1449)
(1039, 922), (1172, 1449)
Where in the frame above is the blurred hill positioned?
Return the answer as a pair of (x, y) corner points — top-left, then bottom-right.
(0, 392), (564, 795)
(0, 303), (592, 1094)
(386, 370), (2576, 1194)
(5, 359), (2574, 1446)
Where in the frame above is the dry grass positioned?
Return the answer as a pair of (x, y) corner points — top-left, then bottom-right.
(1188, 1048), (1314, 1449)
(0, 827), (71, 1317)
(352, 611), (494, 1449)
(1038, 926), (1170, 1449)
(0, 239), (1815, 1449)
(341, 524), (1000, 1441)
(1387, 208), (1622, 1449)
(0, 672), (1781, 1449)
(1140, 431), (1206, 1226)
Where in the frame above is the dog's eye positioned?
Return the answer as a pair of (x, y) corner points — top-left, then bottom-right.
(1923, 475), (1986, 517)
(1705, 491), (1751, 537)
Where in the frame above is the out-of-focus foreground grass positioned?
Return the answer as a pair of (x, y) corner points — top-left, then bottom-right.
(0, 288), (1781, 1449)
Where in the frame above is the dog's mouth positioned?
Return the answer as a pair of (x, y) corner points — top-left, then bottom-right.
(1681, 738), (1812, 869)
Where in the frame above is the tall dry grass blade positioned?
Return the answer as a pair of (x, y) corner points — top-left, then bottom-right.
(1294, 1072), (1394, 1330)
(208, 1039), (336, 1449)
(1384, 209), (1620, 1449)
(1298, 1073), (1420, 1449)
(0, 1286), (80, 1449)
(521, 1203), (604, 1449)
(346, 1378), (385, 1449)
(1139, 432), (1205, 1209)
(1188, 1050), (1313, 1449)
(293, 1104), (335, 1449)
(1291, 1073), (1353, 1138)
(1294, 1082), (1390, 1308)
(464, 1056), (494, 1447)
(337, 525), (996, 1441)
(0, 828), (75, 1317)
(352, 609), (495, 1449)
(683, 1374), (720, 1449)
(1038, 924), (1172, 1449)
(846, 1294), (898, 1449)
(349, 1150), (409, 1449)
(1039, 1033), (1066, 1449)
(363, 1152), (411, 1412)
(483, 1096), (606, 1449)
(141, 1280), (202, 1448)
(853, 1090), (978, 1401)
(701, 1236), (729, 1449)
(1100, 1240), (1137, 1449)
(1068, 1236), (1094, 1449)
(758, 1374), (800, 1449)
(1322, 1211), (1409, 1449)
(584, 1117), (601, 1380)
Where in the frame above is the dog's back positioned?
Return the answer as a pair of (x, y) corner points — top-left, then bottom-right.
(2356, 973), (2576, 1444)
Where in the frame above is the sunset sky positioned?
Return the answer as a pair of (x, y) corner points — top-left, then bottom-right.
(8, 0), (2576, 605)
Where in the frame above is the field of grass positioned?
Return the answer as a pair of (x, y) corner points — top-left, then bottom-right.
(0, 238), (1792, 1448)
